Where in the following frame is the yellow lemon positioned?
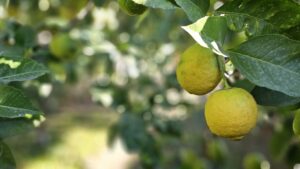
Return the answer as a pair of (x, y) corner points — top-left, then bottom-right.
(118, 0), (147, 16)
(176, 44), (221, 95)
(205, 88), (258, 140)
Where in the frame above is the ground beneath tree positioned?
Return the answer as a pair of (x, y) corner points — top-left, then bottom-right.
(7, 105), (138, 169)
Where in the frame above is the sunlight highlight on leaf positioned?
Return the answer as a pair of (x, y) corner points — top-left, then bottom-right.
(181, 16), (209, 47)
(0, 58), (21, 69)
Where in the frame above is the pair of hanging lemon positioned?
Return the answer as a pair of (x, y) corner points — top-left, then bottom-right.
(117, 0), (258, 140)
(177, 44), (258, 140)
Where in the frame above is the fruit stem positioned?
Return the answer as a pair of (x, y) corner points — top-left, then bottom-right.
(217, 55), (230, 89)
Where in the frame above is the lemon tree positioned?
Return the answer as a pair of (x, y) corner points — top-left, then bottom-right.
(120, 1), (300, 166)
(0, 0), (300, 168)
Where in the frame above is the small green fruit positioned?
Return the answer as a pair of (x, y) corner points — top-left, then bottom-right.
(243, 153), (265, 169)
(49, 33), (76, 60)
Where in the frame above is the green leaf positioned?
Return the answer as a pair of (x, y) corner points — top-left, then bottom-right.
(219, 0), (300, 38)
(0, 118), (36, 138)
(182, 16), (229, 56)
(251, 87), (300, 107)
(117, 113), (153, 152)
(182, 13), (278, 54)
(182, 16), (209, 47)
(0, 85), (43, 118)
(0, 46), (24, 62)
(0, 59), (48, 83)
(0, 46), (48, 82)
(285, 25), (300, 40)
(174, 0), (209, 22)
(228, 34), (300, 97)
(0, 140), (16, 169)
(293, 110), (300, 136)
(201, 16), (229, 45)
(15, 26), (36, 48)
(132, 0), (178, 9)
(213, 12), (279, 37)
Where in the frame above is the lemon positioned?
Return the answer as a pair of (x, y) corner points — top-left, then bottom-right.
(176, 44), (221, 95)
(118, 0), (147, 16)
(205, 88), (258, 140)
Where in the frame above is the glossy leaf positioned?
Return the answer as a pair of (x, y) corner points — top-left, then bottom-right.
(201, 16), (228, 45)
(0, 46), (24, 62)
(0, 85), (42, 118)
(252, 87), (300, 107)
(229, 34), (300, 97)
(219, 0), (300, 39)
(0, 140), (16, 169)
(213, 12), (279, 37)
(182, 16), (228, 56)
(182, 13), (278, 54)
(174, 0), (209, 22)
(0, 59), (48, 83)
(132, 0), (177, 9)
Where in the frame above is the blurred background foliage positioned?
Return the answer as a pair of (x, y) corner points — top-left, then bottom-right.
(0, 0), (300, 169)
